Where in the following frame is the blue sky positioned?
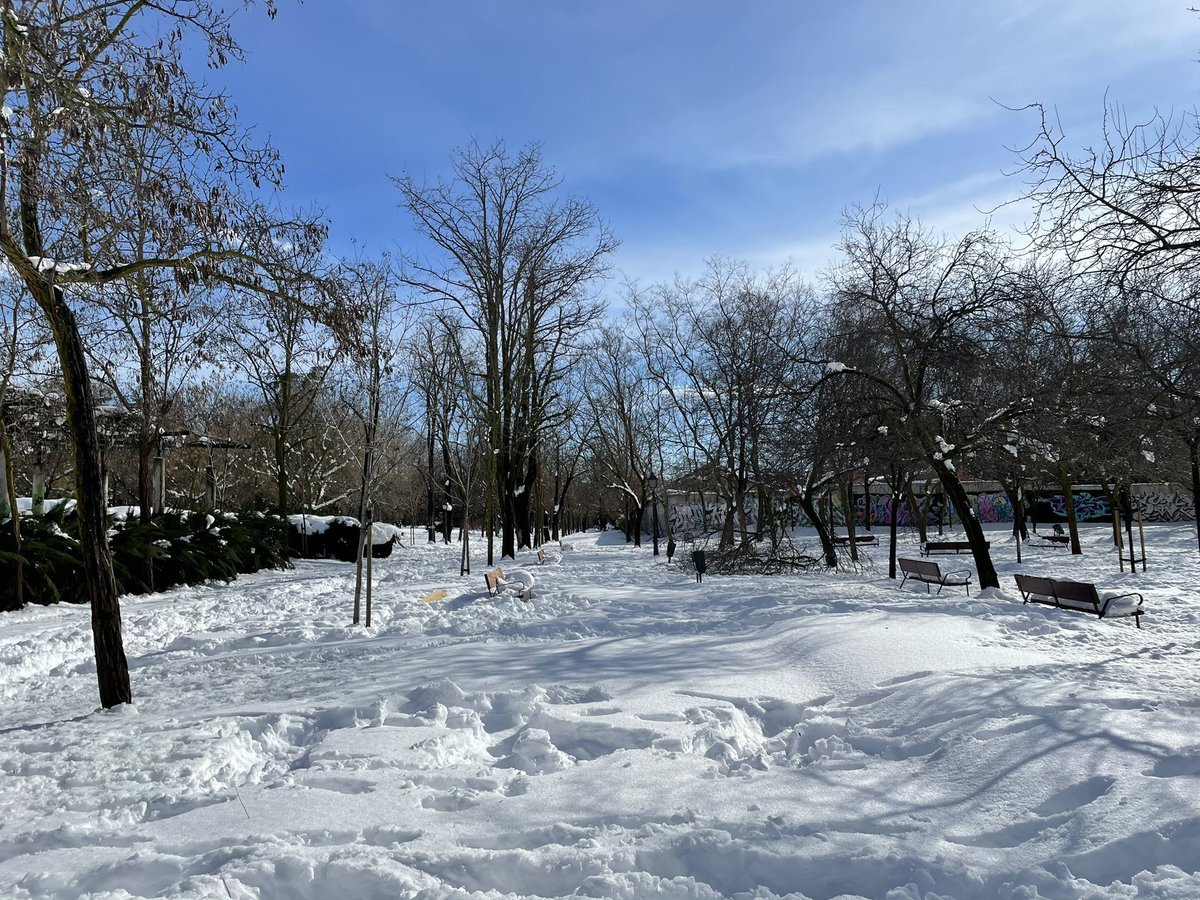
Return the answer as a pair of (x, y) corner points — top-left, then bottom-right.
(214, 1), (1200, 289)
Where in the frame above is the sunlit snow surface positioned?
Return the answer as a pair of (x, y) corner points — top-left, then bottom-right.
(3, 525), (1200, 899)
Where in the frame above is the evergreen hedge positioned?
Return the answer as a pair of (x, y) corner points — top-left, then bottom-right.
(0, 507), (291, 612)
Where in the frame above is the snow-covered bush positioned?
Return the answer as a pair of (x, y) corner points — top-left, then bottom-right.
(0, 508), (291, 610)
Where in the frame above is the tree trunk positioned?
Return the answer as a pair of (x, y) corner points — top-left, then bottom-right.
(0, 420), (23, 610)
(735, 481), (750, 548)
(861, 467), (872, 531)
(512, 451), (537, 550)
(888, 488), (899, 579)
(42, 287), (131, 707)
(365, 507), (374, 628)
(136, 433), (156, 592)
(799, 492), (837, 568)
(1190, 438), (1200, 554)
(497, 450), (517, 559)
(274, 430), (289, 514)
(720, 494), (736, 549)
(426, 404), (437, 543)
(1002, 481), (1027, 541)
(937, 461), (999, 590)
(1059, 466), (1082, 555)
(1103, 483), (1121, 548)
(844, 483), (859, 563)
(905, 479), (928, 544)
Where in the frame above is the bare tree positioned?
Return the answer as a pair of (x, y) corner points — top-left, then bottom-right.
(395, 140), (616, 561)
(634, 260), (806, 550)
(823, 205), (1031, 590)
(0, 0), (329, 706)
(223, 241), (339, 516)
(337, 255), (412, 625)
(585, 325), (659, 545)
(1020, 103), (1200, 281)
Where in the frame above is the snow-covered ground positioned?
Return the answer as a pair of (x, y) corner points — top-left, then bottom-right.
(3, 524), (1200, 899)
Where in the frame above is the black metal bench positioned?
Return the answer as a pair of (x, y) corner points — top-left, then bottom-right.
(1013, 573), (1143, 627)
(922, 540), (985, 556)
(832, 533), (877, 545)
(1037, 533), (1070, 547)
(899, 557), (972, 595)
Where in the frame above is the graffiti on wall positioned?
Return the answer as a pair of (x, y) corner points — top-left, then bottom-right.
(1047, 491), (1110, 522)
(669, 485), (1197, 533)
(1133, 487), (1195, 522)
(667, 495), (757, 538)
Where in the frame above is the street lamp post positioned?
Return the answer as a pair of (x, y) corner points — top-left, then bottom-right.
(648, 473), (660, 557)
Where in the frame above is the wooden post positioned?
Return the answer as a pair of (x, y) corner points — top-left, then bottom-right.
(1136, 499), (1147, 573)
(1123, 489), (1137, 573)
(32, 464), (46, 516)
(151, 455), (165, 514)
(204, 465), (217, 512)
(1112, 484), (1124, 573)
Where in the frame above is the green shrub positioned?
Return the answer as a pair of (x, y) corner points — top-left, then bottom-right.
(0, 507), (292, 610)
(0, 504), (85, 609)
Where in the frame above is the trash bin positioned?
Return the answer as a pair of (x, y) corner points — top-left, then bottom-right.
(691, 549), (706, 583)
(666, 540), (677, 562)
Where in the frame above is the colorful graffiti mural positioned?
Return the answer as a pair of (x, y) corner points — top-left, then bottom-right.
(1047, 491), (1111, 522)
(668, 485), (1197, 535)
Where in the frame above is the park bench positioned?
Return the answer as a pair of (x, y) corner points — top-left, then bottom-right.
(484, 568), (530, 600)
(832, 533), (876, 545)
(537, 549), (547, 564)
(922, 540), (985, 556)
(1037, 533), (1071, 547)
(898, 557), (973, 595)
(1013, 573), (1144, 627)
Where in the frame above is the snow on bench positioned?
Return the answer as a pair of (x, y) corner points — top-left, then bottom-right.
(1014, 573), (1144, 628)
(922, 540), (986, 556)
(832, 533), (876, 545)
(484, 567), (533, 600)
(1037, 533), (1071, 547)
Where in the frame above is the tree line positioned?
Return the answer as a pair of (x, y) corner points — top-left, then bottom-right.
(2, 3), (1199, 708)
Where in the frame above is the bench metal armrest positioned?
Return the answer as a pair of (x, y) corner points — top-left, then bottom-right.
(949, 569), (973, 580)
(1098, 591), (1144, 615)
(1106, 591), (1144, 603)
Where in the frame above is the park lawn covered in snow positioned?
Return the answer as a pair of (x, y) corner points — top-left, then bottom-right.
(2, 525), (1200, 899)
